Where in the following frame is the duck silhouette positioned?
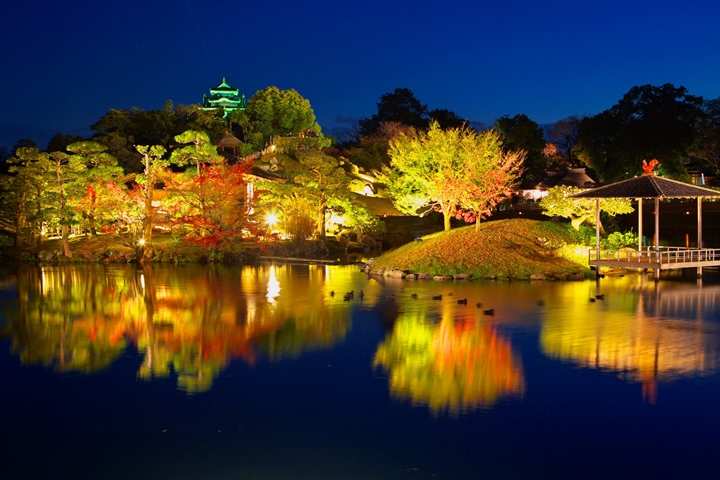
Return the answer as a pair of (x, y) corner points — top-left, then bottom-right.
(483, 308), (495, 315)
(457, 298), (468, 305)
(432, 294), (442, 300)
(411, 293), (418, 299)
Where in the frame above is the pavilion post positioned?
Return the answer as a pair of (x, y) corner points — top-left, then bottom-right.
(698, 197), (703, 277)
(697, 197), (703, 249)
(637, 198), (643, 250)
(654, 197), (660, 281)
(595, 198), (600, 260)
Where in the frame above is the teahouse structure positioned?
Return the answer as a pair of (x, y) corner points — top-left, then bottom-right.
(571, 166), (720, 279)
(213, 130), (243, 156)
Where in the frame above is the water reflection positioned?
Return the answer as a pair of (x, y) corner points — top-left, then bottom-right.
(373, 295), (525, 416)
(4, 264), (720, 407)
(1, 264), (356, 393)
(541, 276), (720, 403)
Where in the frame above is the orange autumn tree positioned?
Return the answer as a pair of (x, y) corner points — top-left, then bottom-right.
(164, 161), (259, 260)
(380, 121), (524, 232)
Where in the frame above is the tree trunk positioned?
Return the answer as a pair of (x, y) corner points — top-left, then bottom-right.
(475, 216), (482, 233)
(61, 225), (71, 258)
(142, 181), (154, 246)
(318, 206), (326, 239)
(443, 211), (452, 231)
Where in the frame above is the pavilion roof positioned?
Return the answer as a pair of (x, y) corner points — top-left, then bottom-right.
(558, 168), (596, 188)
(212, 130), (243, 148)
(571, 174), (720, 199)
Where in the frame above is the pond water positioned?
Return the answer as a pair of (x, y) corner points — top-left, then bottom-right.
(2, 264), (720, 479)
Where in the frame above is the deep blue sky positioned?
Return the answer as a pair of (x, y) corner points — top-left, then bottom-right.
(2, 0), (720, 149)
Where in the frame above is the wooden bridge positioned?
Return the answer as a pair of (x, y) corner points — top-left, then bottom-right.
(589, 246), (720, 276)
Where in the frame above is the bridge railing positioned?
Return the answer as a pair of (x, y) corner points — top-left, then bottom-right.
(588, 247), (720, 264)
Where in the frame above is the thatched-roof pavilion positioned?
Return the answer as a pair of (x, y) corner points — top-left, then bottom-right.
(213, 130), (243, 156)
(571, 173), (720, 278)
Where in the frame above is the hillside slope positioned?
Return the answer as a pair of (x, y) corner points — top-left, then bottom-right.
(370, 219), (589, 280)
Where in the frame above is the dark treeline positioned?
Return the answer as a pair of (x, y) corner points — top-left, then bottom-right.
(337, 84), (720, 186)
(3, 83), (719, 186)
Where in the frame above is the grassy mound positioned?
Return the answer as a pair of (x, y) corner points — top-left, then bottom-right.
(371, 219), (591, 279)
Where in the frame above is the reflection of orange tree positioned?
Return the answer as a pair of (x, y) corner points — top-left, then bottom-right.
(374, 310), (524, 416)
(3, 264), (356, 392)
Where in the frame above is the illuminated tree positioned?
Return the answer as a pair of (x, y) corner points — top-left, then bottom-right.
(46, 150), (88, 257)
(1, 147), (50, 246)
(261, 150), (363, 239)
(379, 121), (524, 232)
(67, 141), (122, 236)
(164, 161), (256, 259)
(135, 145), (169, 247)
(540, 185), (634, 231)
(169, 130), (224, 174)
(246, 86), (319, 141)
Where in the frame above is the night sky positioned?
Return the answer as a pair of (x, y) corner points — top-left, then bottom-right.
(2, 0), (720, 149)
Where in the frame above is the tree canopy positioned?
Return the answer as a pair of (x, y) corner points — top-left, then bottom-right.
(574, 84), (704, 182)
(539, 185), (634, 232)
(357, 88), (470, 139)
(494, 114), (547, 182)
(379, 121), (524, 231)
(245, 86), (319, 142)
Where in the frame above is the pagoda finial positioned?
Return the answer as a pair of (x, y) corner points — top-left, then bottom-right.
(642, 159), (659, 175)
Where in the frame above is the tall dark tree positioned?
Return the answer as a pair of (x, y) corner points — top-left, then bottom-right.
(345, 121), (409, 172)
(12, 139), (37, 156)
(47, 133), (86, 153)
(429, 108), (468, 130)
(547, 116), (583, 168)
(494, 114), (547, 181)
(690, 96), (720, 175)
(91, 103), (224, 174)
(359, 88), (429, 137)
(574, 84), (704, 182)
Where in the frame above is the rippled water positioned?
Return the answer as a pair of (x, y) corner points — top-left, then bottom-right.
(1, 264), (720, 479)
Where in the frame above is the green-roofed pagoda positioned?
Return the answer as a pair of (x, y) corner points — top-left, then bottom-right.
(202, 77), (246, 116)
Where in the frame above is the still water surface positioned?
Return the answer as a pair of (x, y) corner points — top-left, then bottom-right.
(2, 264), (720, 479)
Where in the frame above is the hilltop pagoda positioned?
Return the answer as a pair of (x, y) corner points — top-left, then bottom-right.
(202, 77), (246, 116)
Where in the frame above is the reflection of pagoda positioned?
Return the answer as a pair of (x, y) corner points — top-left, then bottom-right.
(202, 77), (246, 116)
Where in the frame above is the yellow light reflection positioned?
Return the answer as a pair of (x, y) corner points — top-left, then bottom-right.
(266, 265), (280, 303)
(540, 279), (720, 403)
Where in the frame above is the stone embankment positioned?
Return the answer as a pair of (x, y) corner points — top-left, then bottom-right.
(361, 260), (586, 282)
